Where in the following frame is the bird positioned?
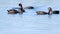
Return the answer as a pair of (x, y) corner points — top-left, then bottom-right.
(36, 7), (59, 15)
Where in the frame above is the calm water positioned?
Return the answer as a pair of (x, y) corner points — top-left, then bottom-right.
(0, 0), (60, 34)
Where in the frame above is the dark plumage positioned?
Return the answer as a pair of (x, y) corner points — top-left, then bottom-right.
(18, 3), (25, 13)
(53, 10), (59, 14)
(36, 11), (48, 15)
(36, 7), (60, 15)
(7, 9), (18, 14)
(25, 6), (34, 9)
(7, 3), (25, 14)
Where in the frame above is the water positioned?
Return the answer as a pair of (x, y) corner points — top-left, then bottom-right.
(0, 0), (60, 34)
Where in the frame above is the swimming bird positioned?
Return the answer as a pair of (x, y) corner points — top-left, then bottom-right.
(7, 3), (25, 14)
(36, 7), (60, 15)
(48, 7), (59, 14)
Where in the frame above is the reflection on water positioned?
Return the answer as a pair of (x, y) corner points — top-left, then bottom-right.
(0, 0), (60, 34)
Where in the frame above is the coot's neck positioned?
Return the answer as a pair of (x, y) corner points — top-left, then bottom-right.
(19, 4), (23, 9)
(48, 8), (52, 15)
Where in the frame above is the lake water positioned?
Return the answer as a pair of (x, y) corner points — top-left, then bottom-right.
(0, 0), (60, 34)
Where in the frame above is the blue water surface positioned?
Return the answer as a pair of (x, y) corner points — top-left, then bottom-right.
(0, 0), (60, 34)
